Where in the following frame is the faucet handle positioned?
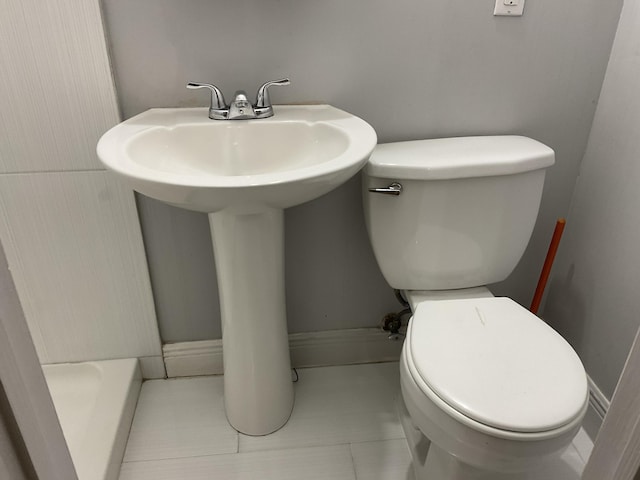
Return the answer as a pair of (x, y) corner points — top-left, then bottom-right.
(186, 82), (227, 109)
(255, 78), (291, 108)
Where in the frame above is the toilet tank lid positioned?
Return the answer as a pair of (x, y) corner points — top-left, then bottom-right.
(365, 135), (554, 180)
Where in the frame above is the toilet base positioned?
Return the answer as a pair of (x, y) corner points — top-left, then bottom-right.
(397, 395), (568, 480)
(419, 443), (537, 480)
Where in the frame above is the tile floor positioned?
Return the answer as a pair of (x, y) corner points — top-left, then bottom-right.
(118, 363), (593, 480)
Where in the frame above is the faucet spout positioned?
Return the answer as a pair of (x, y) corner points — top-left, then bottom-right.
(229, 90), (256, 119)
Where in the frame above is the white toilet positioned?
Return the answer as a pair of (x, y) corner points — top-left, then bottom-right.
(362, 136), (589, 479)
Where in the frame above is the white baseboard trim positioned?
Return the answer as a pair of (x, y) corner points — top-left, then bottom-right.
(163, 327), (404, 378)
(583, 374), (610, 441)
(163, 339), (224, 378)
(588, 374), (610, 418)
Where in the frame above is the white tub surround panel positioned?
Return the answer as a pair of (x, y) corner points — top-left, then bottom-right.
(0, 0), (160, 369)
(0, 171), (162, 364)
(0, 0), (119, 173)
(42, 359), (142, 480)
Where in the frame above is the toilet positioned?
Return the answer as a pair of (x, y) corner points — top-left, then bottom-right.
(362, 136), (589, 479)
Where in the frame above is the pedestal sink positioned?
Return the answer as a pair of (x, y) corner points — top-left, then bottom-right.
(97, 105), (377, 435)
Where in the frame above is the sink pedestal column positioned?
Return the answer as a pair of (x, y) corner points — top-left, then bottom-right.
(208, 207), (294, 435)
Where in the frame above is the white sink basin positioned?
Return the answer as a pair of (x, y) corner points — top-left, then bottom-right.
(97, 105), (377, 436)
(97, 105), (377, 212)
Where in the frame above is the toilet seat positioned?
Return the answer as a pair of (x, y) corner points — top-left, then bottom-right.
(407, 297), (588, 434)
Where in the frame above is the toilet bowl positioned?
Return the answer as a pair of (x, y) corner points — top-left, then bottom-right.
(362, 136), (589, 479)
(400, 294), (587, 479)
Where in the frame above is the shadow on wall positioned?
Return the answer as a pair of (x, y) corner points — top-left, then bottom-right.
(544, 264), (591, 363)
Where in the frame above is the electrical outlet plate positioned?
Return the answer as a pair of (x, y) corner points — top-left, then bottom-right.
(494, 0), (525, 16)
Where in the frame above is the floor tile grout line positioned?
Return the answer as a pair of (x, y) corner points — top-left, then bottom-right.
(239, 441), (355, 455)
(570, 431), (595, 464)
(570, 441), (590, 464)
(228, 431), (588, 472)
(123, 441), (374, 465)
(237, 434), (407, 455)
(120, 442), (367, 467)
(348, 436), (408, 447)
(122, 450), (241, 464)
(347, 442), (359, 480)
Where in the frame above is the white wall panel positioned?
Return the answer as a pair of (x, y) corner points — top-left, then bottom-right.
(0, 171), (161, 363)
(0, 0), (119, 173)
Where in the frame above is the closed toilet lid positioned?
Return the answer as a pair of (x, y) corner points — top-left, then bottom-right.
(409, 297), (587, 433)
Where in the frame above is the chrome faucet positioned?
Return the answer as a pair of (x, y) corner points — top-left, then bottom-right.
(186, 78), (290, 120)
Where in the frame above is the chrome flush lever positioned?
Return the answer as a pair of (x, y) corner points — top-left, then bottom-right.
(368, 182), (403, 196)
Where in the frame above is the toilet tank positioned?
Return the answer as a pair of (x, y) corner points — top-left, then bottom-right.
(363, 136), (554, 290)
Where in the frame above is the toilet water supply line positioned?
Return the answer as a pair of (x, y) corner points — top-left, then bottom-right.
(530, 218), (566, 314)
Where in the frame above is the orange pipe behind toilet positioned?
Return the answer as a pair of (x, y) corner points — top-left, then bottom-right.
(530, 218), (566, 315)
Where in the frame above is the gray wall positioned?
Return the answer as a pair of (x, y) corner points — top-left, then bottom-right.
(101, 0), (622, 343)
(544, 0), (640, 400)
